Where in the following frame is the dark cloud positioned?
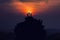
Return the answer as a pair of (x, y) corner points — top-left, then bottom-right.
(0, 0), (11, 3)
(20, 0), (48, 2)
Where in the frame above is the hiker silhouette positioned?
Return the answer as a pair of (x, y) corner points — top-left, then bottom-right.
(14, 13), (46, 40)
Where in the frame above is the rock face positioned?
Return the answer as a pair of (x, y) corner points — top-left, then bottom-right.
(14, 15), (46, 40)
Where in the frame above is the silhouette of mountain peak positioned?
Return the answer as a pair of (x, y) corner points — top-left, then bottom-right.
(25, 16), (38, 22)
(14, 16), (46, 40)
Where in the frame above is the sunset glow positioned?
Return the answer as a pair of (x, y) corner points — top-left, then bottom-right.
(24, 7), (33, 15)
(16, 2), (47, 16)
(2, 0), (59, 16)
(26, 8), (32, 14)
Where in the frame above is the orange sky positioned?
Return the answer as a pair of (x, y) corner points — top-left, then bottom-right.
(11, 0), (60, 15)
(0, 0), (60, 16)
(10, 1), (48, 15)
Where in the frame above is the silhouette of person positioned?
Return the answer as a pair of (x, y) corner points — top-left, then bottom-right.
(14, 13), (46, 40)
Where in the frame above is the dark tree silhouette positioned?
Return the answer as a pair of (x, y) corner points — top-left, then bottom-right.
(14, 13), (46, 40)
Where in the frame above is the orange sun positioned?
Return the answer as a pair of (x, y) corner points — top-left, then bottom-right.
(23, 6), (34, 16)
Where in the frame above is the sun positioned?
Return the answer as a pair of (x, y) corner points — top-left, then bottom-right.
(26, 7), (32, 13)
(27, 10), (32, 14)
(23, 6), (34, 15)
(26, 10), (32, 16)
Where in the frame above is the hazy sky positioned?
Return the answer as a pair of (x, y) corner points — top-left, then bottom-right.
(0, 0), (60, 32)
